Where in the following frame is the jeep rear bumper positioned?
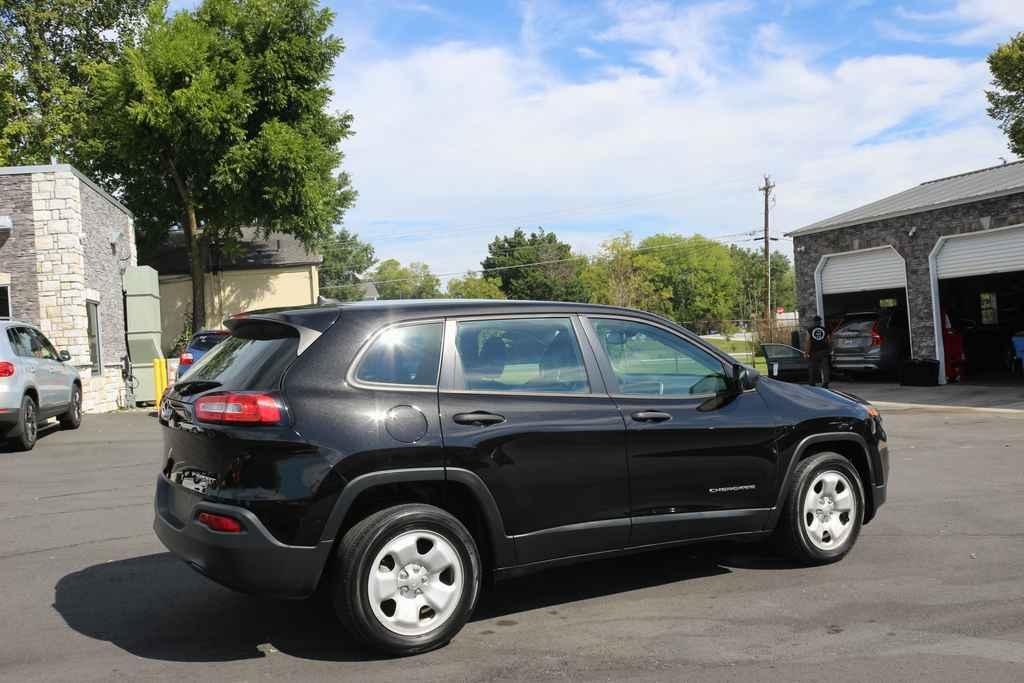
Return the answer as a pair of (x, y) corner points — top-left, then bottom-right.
(154, 475), (332, 598)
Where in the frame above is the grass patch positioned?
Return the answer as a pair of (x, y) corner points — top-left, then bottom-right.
(702, 337), (769, 374)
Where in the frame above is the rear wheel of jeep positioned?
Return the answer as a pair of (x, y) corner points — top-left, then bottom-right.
(332, 503), (481, 655)
(775, 452), (864, 565)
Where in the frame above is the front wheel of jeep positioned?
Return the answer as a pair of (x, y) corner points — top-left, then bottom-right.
(775, 452), (865, 565)
(332, 503), (481, 656)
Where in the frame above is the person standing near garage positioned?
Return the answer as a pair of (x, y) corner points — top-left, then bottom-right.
(806, 315), (831, 387)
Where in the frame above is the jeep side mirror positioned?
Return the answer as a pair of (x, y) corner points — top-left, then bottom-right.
(58, 350), (71, 362)
(732, 363), (760, 392)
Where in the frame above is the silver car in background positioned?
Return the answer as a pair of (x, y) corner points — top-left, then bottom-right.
(0, 321), (82, 451)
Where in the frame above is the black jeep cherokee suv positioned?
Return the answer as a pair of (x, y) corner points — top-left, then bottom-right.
(155, 300), (889, 655)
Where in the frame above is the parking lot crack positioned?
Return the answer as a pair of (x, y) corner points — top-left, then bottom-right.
(0, 533), (151, 560)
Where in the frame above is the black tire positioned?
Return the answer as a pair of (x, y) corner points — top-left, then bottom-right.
(774, 452), (864, 565)
(58, 384), (82, 430)
(11, 394), (39, 452)
(332, 503), (481, 656)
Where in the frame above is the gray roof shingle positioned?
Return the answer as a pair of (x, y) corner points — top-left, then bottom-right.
(788, 160), (1024, 236)
(150, 226), (321, 275)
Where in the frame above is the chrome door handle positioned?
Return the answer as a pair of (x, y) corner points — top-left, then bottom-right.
(631, 410), (672, 423)
(453, 411), (506, 426)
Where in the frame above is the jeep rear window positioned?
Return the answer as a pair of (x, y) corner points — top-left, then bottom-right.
(180, 321), (299, 390)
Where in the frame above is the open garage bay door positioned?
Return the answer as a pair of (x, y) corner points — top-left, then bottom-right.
(930, 224), (1024, 384)
(819, 246), (907, 295)
(814, 246), (913, 364)
(934, 224), (1024, 280)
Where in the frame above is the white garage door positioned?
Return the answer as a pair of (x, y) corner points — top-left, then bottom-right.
(935, 224), (1024, 279)
(819, 246), (906, 294)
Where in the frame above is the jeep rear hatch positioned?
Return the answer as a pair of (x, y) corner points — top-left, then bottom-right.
(171, 308), (340, 398)
(160, 312), (337, 514)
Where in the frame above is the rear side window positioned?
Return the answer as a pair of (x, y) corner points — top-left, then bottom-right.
(6, 327), (33, 357)
(454, 317), (589, 393)
(180, 321), (299, 391)
(355, 322), (443, 387)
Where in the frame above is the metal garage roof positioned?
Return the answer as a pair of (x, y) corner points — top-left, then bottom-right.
(789, 160), (1024, 237)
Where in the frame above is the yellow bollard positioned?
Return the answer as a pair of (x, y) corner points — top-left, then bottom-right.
(153, 357), (168, 403)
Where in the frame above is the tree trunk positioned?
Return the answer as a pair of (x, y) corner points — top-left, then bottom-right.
(163, 151), (206, 331)
(183, 205), (206, 330)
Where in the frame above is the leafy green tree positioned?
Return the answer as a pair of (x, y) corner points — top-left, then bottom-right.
(770, 251), (796, 313)
(639, 234), (737, 330)
(446, 273), (506, 299)
(582, 233), (671, 314)
(987, 32), (1024, 157)
(0, 0), (149, 165)
(79, 0), (356, 328)
(481, 228), (585, 301)
(371, 259), (441, 300)
(318, 229), (375, 301)
(728, 246), (795, 320)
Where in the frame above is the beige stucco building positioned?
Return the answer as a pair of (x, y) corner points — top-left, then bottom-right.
(153, 229), (321, 353)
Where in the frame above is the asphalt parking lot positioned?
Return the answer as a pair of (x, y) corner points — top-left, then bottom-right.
(1, 406), (1023, 682)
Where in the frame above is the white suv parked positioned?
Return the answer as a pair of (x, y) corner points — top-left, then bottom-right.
(0, 321), (82, 450)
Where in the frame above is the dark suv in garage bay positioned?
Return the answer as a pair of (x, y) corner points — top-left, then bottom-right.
(154, 300), (889, 655)
(831, 309), (909, 376)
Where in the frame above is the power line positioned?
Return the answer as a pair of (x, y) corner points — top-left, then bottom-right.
(318, 230), (760, 292)
(319, 228), (762, 263)
(349, 177), (763, 245)
(358, 186), (707, 243)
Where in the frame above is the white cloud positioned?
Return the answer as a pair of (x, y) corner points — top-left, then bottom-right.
(950, 0), (1024, 43)
(598, 0), (750, 86)
(331, 1), (1008, 275)
(576, 45), (604, 60)
(893, 0), (1024, 45)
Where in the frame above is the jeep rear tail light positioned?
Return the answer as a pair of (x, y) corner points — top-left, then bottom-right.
(179, 352), (194, 366)
(194, 392), (283, 425)
(0, 361), (14, 378)
(197, 511), (243, 533)
(870, 321), (883, 347)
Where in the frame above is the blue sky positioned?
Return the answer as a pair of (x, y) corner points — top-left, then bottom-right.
(172, 1), (1024, 284)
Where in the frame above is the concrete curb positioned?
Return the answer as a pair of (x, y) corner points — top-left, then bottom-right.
(871, 400), (1024, 415)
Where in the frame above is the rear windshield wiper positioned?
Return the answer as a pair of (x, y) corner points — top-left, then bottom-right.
(173, 380), (222, 396)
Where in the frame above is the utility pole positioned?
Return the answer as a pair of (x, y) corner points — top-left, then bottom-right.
(759, 174), (775, 335)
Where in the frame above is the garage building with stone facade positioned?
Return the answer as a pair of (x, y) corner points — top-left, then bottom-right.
(790, 161), (1024, 385)
(0, 164), (136, 412)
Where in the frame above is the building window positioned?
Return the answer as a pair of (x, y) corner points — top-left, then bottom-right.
(980, 292), (998, 326)
(86, 301), (102, 375)
(0, 285), (9, 319)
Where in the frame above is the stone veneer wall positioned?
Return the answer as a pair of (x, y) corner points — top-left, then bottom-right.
(81, 174), (136, 364)
(0, 174), (38, 321)
(31, 169), (137, 413)
(793, 192), (1024, 361)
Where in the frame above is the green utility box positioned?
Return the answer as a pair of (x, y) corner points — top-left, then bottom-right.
(124, 266), (164, 405)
